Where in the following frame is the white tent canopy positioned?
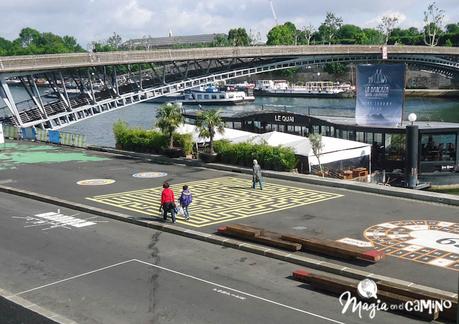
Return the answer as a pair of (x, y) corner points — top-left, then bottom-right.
(176, 124), (371, 169)
(175, 124), (255, 144)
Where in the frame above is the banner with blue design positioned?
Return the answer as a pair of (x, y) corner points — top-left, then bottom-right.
(355, 64), (406, 126)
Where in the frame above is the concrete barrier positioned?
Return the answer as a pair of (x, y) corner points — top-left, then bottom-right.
(0, 288), (75, 324)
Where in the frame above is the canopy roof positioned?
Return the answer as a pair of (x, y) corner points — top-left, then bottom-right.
(176, 124), (371, 165)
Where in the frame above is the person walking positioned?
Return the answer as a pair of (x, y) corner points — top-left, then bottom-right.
(179, 185), (193, 220)
(161, 182), (176, 223)
(252, 159), (263, 190)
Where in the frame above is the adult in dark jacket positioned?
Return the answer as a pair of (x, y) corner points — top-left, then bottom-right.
(161, 182), (176, 223)
(252, 159), (263, 190)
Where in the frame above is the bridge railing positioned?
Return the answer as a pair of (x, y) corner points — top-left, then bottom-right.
(1, 45), (458, 73)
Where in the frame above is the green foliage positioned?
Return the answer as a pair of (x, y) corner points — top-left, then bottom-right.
(173, 132), (193, 155)
(155, 103), (184, 148)
(267, 22), (297, 45)
(196, 110), (225, 154)
(213, 140), (298, 171)
(337, 25), (362, 40)
(0, 27), (84, 56)
(211, 34), (230, 47)
(228, 28), (250, 46)
(113, 120), (192, 155)
(112, 120), (167, 153)
(319, 12), (343, 45)
(324, 62), (348, 75)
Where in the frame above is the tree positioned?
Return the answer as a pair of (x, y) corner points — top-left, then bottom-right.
(423, 2), (445, 46)
(196, 110), (225, 154)
(227, 28), (250, 46)
(309, 133), (324, 177)
(324, 62), (347, 75)
(107, 32), (122, 50)
(302, 24), (316, 45)
(356, 28), (384, 45)
(319, 12), (343, 45)
(337, 24), (362, 43)
(378, 15), (399, 44)
(211, 34), (230, 47)
(445, 23), (459, 34)
(18, 27), (40, 47)
(266, 22), (297, 45)
(155, 103), (184, 148)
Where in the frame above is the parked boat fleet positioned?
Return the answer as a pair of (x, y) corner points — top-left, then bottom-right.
(150, 80), (354, 105)
(6, 76), (356, 105)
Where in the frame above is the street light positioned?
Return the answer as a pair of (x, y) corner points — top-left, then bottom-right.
(408, 113), (417, 125)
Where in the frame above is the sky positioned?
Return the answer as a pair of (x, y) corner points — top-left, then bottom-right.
(0, 0), (458, 48)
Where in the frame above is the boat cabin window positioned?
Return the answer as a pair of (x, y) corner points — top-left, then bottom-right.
(385, 134), (406, 161)
(212, 95), (217, 99)
(421, 133), (457, 162)
(197, 94), (202, 99)
(204, 95), (209, 99)
(220, 95), (225, 99)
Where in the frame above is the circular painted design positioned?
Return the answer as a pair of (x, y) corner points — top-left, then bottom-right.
(364, 220), (459, 271)
(132, 172), (168, 178)
(77, 179), (116, 186)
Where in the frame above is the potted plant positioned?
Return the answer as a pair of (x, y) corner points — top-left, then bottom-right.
(155, 103), (184, 157)
(196, 110), (225, 163)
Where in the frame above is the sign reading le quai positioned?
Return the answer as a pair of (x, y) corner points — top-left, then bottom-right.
(274, 114), (295, 123)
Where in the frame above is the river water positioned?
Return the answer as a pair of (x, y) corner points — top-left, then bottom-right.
(8, 87), (459, 147)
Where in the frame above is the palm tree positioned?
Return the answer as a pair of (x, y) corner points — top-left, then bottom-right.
(155, 103), (184, 148)
(196, 110), (225, 154)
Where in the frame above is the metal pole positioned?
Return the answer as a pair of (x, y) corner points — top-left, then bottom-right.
(405, 125), (419, 189)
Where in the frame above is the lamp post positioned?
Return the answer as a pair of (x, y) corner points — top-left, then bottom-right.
(406, 113), (418, 189)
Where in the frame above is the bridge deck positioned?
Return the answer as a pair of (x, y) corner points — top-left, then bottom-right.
(0, 45), (458, 73)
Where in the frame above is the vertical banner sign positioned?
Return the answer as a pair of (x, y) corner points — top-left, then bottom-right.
(355, 64), (406, 126)
(0, 123), (4, 144)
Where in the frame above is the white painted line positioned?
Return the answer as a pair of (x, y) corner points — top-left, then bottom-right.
(133, 259), (344, 324)
(8, 259), (136, 298)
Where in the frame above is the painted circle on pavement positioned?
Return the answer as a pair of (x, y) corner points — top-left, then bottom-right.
(364, 220), (459, 271)
(132, 172), (168, 178)
(77, 179), (116, 186)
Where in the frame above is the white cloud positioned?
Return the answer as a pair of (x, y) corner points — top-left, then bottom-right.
(365, 11), (407, 28)
(114, 0), (153, 28)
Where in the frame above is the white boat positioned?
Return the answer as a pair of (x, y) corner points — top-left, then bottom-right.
(151, 85), (255, 105)
(254, 80), (354, 98)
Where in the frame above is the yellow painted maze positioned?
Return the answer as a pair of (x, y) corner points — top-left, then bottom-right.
(87, 177), (343, 227)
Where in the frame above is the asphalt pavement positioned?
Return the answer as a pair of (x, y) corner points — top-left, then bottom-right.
(0, 192), (423, 324)
(0, 142), (458, 294)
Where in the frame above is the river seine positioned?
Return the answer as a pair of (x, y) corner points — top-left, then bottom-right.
(9, 87), (459, 147)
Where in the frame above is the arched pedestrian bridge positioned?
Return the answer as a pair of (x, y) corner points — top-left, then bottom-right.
(0, 45), (458, 129)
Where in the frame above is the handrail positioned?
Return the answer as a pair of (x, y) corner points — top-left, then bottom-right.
(0, 45), (458, 73)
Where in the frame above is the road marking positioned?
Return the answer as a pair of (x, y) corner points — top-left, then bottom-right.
(8, 259), (136, 297)
(87, 176), (343, 228)
(12, 210), (102, 230)
(134, 259), (344, 324)
(213, 287), (246, 300)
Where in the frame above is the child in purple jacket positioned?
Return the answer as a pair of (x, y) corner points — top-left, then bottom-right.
(179, 185), (192, 220)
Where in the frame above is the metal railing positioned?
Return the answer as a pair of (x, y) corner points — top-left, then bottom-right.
(0, 45), (458, 73)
